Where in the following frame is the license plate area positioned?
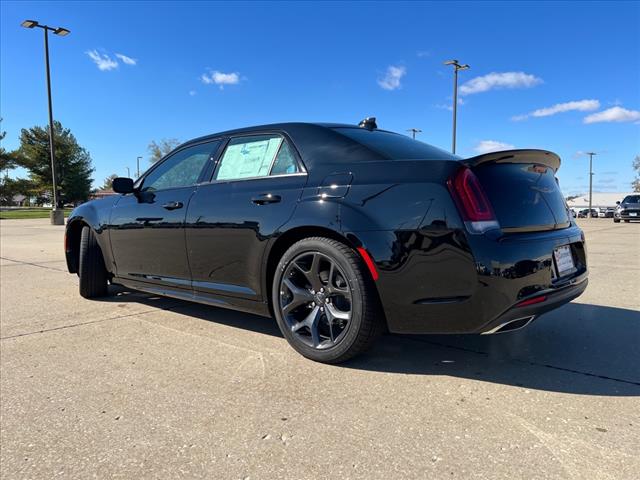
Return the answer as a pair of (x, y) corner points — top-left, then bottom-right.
(552, 245), (576, 278)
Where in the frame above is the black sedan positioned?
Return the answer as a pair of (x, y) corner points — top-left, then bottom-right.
(65, 120), (588, 363)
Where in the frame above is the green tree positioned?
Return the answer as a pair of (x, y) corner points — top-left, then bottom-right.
(148, 138), (180, 164)
(16, 121), (94, 206)
(101, 173), (118, 190)
(0, 118), (18, 174)
(0, 177), (37, 205)
(632, 155), (640, 193)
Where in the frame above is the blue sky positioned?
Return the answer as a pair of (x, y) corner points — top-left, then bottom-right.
(1, 1), (639, 194)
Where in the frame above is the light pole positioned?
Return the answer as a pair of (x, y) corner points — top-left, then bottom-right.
(126, 167), (130, 178)
(136, 156), (142, 178)
(407, 128), (422, 140)
(444, 59), (469, 155)
(21, 19), (70, 225)
(586, 152), (597, 218)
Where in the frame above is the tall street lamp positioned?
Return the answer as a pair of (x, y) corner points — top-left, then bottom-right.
(136, 156), (142, 178)
(407, 128), (422, 140)
(444, 59), (469, 155)
(585, 152), (597, 218)
(21, 19), (70, 225)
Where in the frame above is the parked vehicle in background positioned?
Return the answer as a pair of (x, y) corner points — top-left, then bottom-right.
(605, 207), (615, 218)
(578, 208), (597, 218)
(63, 120), (588, 363)
(597, 208), (607, 218)
(614, 194), (640, 223)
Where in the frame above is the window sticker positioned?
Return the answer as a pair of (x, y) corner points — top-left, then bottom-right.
(216, 136), (283, 180)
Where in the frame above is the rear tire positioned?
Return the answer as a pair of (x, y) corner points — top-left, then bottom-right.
(614, 218), (620, 223)
(624, 220), (630, 223)
(272, 237), (383, 363)
(79, 226), (108, 298)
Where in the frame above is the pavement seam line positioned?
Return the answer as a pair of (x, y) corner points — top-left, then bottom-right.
(0, 256), (67, 272)
(0, 301), (186, 340)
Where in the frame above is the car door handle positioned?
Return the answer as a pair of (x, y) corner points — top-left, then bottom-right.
(162, 201), (183, 210)
(251, 194), (281, 205)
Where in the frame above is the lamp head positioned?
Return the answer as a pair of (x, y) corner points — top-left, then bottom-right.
(53, 27), (70, 36)
(21, 19), (39, 28)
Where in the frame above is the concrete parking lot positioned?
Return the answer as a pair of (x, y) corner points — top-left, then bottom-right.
(1, 218), (638, 479)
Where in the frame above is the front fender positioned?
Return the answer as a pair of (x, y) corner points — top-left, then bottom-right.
(65, 196), (119, 274)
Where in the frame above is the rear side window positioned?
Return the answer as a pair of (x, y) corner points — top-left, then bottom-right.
(333, 127), (458, 160)
(214, 135), (300, 181)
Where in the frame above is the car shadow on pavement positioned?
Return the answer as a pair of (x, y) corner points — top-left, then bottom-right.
(348, 303), (640, 396)
(101, 288), (639, 396)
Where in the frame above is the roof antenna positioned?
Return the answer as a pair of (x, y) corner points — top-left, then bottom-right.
(358, 117), (377, 130)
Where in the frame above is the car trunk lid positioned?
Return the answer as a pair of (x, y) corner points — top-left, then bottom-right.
(463, 149), (570, 233)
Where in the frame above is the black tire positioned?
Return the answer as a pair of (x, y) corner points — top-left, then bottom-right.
(624, 220), (630, 223)
(78, 226), (109, 298)
(614, 218), (620, 223)
(272, 237), (383, 363)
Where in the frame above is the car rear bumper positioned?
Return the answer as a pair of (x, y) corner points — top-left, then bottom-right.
(352, 224), (588, 334)
(478, 276), (588, 334)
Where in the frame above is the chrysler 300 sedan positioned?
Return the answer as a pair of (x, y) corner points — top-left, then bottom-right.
(65, 120), (588, 363)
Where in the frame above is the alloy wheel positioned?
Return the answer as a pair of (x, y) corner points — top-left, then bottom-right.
(279, 251), (352, 349)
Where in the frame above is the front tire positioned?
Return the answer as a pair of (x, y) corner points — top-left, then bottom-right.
(78, 226), (109, 298)
(272, 237), (383, 363)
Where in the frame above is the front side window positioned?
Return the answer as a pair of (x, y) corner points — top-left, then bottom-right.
(214, 135), (300, 181)
(143, 142), (219, 191)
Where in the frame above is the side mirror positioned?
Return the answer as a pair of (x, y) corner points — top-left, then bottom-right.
(112, 177), (135, 194)
(616, 201), (620, 205)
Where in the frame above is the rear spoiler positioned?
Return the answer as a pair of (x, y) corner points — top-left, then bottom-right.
(463, 149), (561, 172)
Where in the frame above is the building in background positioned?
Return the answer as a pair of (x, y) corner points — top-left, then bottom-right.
(566, 192), (633, 210)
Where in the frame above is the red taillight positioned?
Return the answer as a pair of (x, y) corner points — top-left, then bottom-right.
(447, 167), (495, 222)
(516, 295), (547, 308)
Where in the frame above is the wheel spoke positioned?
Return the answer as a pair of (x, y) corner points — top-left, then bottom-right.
(326, 303), (350, 321)
(282, 278), (313, 315)
(291, 305), (319, 334)
(309, 309), (321, 347)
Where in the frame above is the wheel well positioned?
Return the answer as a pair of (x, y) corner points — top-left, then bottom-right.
(65, 220), (86, 273)
(264, 226), (361, 317)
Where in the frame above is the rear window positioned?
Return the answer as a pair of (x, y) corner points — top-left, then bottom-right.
(333, 127), (458, 161)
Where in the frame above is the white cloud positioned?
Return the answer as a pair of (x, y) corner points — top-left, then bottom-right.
(201, 70), (241, 89)
(473, 140), (515, 154)
(513, 99), (600, 121)
(459, 72), (542, 95)
(377, 65), (406, 91)
(115, 53), (137, 66)
(86, 50), (118, 71)
(189, 90), (197, 96)
(583, 106), (640, 124)
(435, 97), (465, 112)
(416, 50), (431, 58)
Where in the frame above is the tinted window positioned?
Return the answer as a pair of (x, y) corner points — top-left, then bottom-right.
(333, 128), (458, 160)
(215, 135), (286, 181)
(270, 140), (300, 175)
(143, 142), (218, 191)
(622, 195), (640, 203)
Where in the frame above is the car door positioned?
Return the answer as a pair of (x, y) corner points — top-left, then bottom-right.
(109, 140), (221, 288)
(185, 133), (307, 301)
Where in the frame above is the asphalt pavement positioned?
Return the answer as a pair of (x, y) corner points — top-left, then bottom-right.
(1, 218), (638, 479)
